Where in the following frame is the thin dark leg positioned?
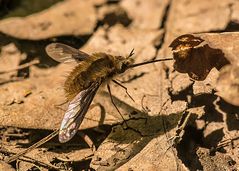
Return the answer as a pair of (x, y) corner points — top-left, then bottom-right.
(112, 79), (135, 102)
(107, 83), (128, 127)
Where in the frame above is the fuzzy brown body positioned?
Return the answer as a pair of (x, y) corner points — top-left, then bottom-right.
(64, 52), (126, 100)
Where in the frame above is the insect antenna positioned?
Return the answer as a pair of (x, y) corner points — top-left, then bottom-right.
(127, 48), (135, 59)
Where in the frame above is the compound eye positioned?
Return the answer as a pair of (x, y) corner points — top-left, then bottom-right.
(121, 63), (128, 72)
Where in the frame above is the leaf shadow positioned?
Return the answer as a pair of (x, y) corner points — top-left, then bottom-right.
(216, 99), (239, 131)
(87, 91), (182, 170)
(167, 80), (239, 170)
(0, 33), (91, 80)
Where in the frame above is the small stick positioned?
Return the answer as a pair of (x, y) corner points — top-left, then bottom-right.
(0, 59), (40, 74)
(5, 130), (59, 163)
(0, 148), (59, 170)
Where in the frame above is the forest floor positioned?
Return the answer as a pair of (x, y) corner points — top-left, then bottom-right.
(0, 0), (239, 170)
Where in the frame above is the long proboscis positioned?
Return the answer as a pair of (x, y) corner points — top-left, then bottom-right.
(128, 58), (174, 69)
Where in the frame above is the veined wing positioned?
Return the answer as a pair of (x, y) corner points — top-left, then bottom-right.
(45, 43), (90, 63)
(59, 82), (100, 143)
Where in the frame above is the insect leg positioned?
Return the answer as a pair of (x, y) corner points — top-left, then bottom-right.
(107, 84), (128, 127)
(127, 48), (135, 58)
(112, 79), (135, 102)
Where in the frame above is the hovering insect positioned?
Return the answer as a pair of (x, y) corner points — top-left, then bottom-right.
(46, 43), (173, 143)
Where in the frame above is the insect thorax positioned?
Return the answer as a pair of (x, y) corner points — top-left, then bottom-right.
(63, 53), (127, 100)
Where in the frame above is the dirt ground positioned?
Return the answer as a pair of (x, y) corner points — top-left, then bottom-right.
(0, 0), (239, 170)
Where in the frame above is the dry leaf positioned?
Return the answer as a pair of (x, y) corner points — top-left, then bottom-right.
(120, 0), (170, 29)
(0, 0), (97, 40)
(170, 32), (239, 80)
(197, 147), (237, 171)
(167, 0), (231, 34)
(0, 161), (15, 171)
(216, 65), (239, 106)
(170, 32), (239, 105)
(160, 0), (234, 58)
(0, 44), (23, 82)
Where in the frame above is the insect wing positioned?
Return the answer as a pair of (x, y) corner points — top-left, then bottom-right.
(45, 43), (90, 63)
(59, 82), (100, 143)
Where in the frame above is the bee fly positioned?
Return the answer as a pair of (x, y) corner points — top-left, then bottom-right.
(46, 43), (173, 143)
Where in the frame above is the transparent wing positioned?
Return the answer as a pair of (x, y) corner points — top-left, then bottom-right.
(59, 82), (100, 143)
(45, 43), (90, 63)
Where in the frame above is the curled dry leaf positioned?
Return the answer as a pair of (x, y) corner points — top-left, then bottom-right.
(216, 65), (239, 106)
(120, 0), (170, 29)
(0, 161), (15, 171)
(170, 33), (233, 80)
(196, 147), (237, 171)
(170, 32), (239, 105)
(0, 0), (97, 40)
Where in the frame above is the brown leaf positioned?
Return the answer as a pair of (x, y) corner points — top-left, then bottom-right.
(120, 0), (170, 29)
(197, 147), (237, 171)
(81, 24), (163, 60)
(0, 0), (97, 40)
(167, 0), (231, 34)
(0, 44), (23, 82)
(216, 65), (239, 106)
(169, 30), (239, 107)
(0, 161), (15, 171)
(231, 1), (239, 24)
(160, 0), (233, 59)
(170, 33), (239, 80)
